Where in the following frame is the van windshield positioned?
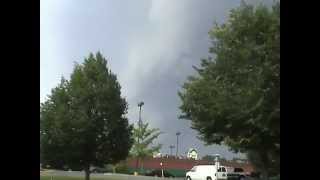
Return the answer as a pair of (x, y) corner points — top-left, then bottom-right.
(218, 167), (226, 172)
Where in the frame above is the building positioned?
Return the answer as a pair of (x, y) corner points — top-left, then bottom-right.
(153, 152), (162, 158)
(187, 148), (198, 160)
(126, 156), (254, 177)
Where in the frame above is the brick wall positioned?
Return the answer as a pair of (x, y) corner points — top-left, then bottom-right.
(127, 157), (254, 173)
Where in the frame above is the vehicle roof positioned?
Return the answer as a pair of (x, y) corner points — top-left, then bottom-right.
(195, 165), (216, 168)
(195, 165), (226, 167)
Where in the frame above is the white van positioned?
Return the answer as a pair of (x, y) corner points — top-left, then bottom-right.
(186, 165), (227, 180)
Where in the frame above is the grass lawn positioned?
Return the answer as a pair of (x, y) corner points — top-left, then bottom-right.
(41, 174), (186, 180)
(40, 174), (180, 180)
(41, 176), (111, 180)
(40, 175), (131, 180)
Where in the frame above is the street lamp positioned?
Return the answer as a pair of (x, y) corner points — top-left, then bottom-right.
(138, 101), (144, 127)
(135, 101), (144, 171)
(176, 132), (181, 158)
(214, 154), (221, 169)
(160, 162), (164, 177)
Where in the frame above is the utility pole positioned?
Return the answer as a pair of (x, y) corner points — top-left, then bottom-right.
(175, 132), (181, 158)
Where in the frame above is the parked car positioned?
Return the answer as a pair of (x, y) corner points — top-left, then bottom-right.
(226, 167), (248, 180)
(91, 167), (108, 173)
(249, 171), (261, 178)
(186, 165), (227, 180)
(145, 169), (175, 177)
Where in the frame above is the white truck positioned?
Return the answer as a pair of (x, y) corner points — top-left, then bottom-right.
(186, 165), (228, 180)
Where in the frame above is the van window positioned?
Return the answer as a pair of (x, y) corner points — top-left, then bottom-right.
(234, 168), (244, 172)
(218, 167), (226, 172)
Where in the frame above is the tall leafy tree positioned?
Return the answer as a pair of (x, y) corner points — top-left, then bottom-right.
(130, 122), (162, 172)
(178, 2), (279, 179)
(40, 52), (133, 180)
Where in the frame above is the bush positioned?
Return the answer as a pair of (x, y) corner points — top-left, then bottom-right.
(269, 174), (280, 180)
(104, 164), (114, 173)
(115, 163), (129, 174)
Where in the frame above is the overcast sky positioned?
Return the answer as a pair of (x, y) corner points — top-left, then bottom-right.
(41, 0), (274, 160)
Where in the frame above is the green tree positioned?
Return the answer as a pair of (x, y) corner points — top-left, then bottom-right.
(40, 52), (133, 180)
(178, 2), (279, 179)
(130, 122), (162, 173)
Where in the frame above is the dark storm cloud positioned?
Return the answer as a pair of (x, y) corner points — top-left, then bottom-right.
(118, 0), (246, 159)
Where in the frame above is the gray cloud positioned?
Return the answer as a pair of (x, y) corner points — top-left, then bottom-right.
(116, 0), (245, 159)
(41, 0), (274, 159)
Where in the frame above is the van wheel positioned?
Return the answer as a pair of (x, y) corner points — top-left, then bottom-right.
(186, 176), (191, 180)
(207, 177), (212, 180)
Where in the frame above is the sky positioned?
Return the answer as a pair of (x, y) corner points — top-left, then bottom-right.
(41, 0), (274, 160)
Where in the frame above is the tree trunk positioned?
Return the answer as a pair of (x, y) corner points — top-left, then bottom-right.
(259, 151), (270, 180)
(84, 165), (90, 180)
(135, 157), (139, 170)
(137, 157), (141, 173)
(140, 158), (144, 173)
(112, 165), (116, 173)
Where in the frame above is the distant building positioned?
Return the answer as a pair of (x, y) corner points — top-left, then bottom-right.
(153, 152), (162, 158)
(126, 157), (255, 177)
(187, 148), (198, 160)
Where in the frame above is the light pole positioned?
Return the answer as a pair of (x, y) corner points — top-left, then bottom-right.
(138, 101), (144, 128)
(176, 132), (181, 158)
(214, 154), (220, 169)
(160, 162), (163, 178)
(169, 145), (175, 156)
(135, 101), (144, 172)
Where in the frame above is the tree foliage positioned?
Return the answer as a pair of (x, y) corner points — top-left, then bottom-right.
(40, 52), (133, 180)
(178, 2), (279, 178)
(130, 122), (162, 170)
